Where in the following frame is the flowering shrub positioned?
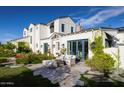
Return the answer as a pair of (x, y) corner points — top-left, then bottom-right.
(16, 53), (25, 58)
(16, 53), (55, 64)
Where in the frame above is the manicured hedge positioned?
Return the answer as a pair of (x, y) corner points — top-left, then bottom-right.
(0, 49), (16, 57)
(16, 53), (56, 64)
(16, 58), (28, 64)
(16, 53), (25, 58)
(0, 57), (8, 63)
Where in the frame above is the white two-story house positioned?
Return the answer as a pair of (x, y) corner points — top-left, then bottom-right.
(10, 16), (124, 68)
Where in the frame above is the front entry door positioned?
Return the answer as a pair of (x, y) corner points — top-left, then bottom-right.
(44, 43), (48, 53)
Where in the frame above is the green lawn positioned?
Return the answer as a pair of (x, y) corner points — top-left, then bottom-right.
(80, 74), (124, 87)
(0, 67), (59, 87)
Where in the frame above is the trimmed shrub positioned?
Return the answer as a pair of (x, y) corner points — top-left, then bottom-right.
(27, 53), (42, 64)
(16, 58), (28, 64)
(40, 53), (55, 60)
(0, 57), (8, 63)
(16, 53), (56, 64)
(27, 53), (55, 64)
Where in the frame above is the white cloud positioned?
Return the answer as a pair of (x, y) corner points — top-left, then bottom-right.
(89, 7), (102, 12)
(76, 7), (124, 27)
(70, 7), (102, 17)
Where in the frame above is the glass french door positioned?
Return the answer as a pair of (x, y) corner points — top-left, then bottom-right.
(67, 39), (88, 61)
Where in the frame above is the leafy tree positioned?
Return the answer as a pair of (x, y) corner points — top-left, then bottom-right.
(86, 36), (115, 77)
(17, 42), (31, 53)
(90, 36), (104, 54)
(0, 42), (16, 57)
(5, 42), (16, 50)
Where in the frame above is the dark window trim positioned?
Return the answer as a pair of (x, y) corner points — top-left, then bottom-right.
(71, 26), (74, 33)
(61, 24), (65, 32)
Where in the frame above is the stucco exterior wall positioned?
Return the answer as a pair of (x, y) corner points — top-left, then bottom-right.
(58, 18), (76, 34)
(117, 32), (124, 44)
(57, 31), (93, 59)
(39, 30), (107, 59)
(40, 39), (51, 54)
(54, 19), (60, 33)
(119, 45), (124, 68)
(28, 24), (35, 52)
(39, 25), (49, 39)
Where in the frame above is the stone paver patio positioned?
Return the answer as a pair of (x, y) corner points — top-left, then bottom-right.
(27, 62), (90, 87)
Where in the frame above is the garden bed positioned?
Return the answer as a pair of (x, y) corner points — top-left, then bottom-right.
(0, 57), (8, 63)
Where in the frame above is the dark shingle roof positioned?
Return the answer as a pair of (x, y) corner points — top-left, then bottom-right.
(9, 36), (29, 42)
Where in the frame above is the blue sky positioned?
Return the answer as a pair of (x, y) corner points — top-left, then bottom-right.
(0, 6), (124, 43)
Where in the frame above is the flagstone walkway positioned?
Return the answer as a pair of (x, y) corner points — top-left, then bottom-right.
(27, 62), (90, 87)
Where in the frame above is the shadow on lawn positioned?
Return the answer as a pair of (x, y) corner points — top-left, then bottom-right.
(80, 74), (124, 87)
(0, 67), (59, 87)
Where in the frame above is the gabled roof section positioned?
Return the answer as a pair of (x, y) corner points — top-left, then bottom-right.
(29, 23), (35, 28)
(48, 16), (69, 23)
(47, 16), (75, 24)
(24, 28), (28, 31)
(24, 16), (75, 29)
(40, 32), (64, 40)
(50, 32), (64, 39)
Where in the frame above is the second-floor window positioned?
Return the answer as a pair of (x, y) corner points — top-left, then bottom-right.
(71, 27), (74, 33)
(30, 28), (32, 32)
(61, 24), (65, 32)
(24, 31), (26, 36)
(50, 22), (54, 33)
(30, 36), (32, 44)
